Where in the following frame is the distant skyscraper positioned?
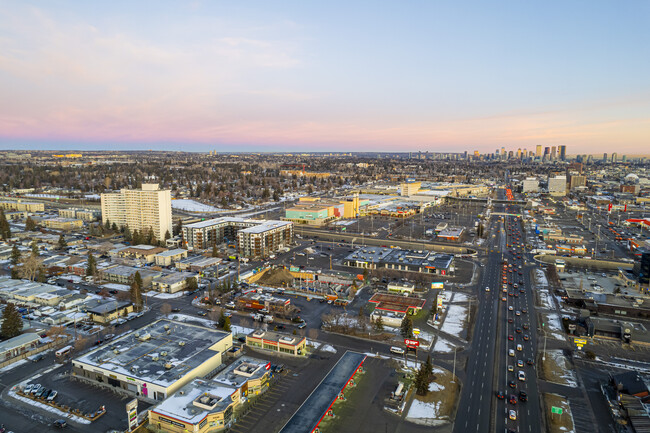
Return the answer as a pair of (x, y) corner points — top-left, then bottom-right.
(603, 153), (608, 162)
(551, 146), (557, 160)
(622, 155), (627, 163)
(536, 145), (542, 158)
(611, 152), (617, 163)
(559, 145), (566, 161)
(587, 155), (593, 163)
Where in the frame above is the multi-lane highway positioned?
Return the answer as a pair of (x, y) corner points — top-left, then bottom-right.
(454, 191), (542, 433)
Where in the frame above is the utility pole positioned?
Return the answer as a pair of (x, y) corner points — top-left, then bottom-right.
(451, 346), (457, 382)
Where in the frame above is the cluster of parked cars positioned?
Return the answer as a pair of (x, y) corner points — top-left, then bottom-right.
(23, 383), (57, 402)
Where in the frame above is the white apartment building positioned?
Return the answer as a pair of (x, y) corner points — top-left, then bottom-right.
(101, 184), (172, 241)
(522, 177), (539, 193)
(548, 176), (567, 196)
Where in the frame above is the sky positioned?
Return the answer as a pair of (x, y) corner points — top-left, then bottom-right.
(0, 1), (649, 154)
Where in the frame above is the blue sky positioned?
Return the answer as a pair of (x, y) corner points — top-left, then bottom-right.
(0, 0), (648, 154)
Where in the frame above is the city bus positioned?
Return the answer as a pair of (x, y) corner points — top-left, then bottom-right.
(55, 345), (73, 358)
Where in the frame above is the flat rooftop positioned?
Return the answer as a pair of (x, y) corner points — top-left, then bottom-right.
(73, 319), (231, 388)
(279, 351), (366, 433)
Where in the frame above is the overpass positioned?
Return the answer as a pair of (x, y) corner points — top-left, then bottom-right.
(297, 227), (480, 255)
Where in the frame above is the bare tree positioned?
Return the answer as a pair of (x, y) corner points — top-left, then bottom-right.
(307, 328), (319, 341)
(160, 303), (172, 317)
(46, 326), (67, 340)
(19, 255), (44, 281)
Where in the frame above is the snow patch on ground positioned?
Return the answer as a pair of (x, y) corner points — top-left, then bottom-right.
(440, 305), (467, 338)
(433, 338), (456, 353)
(534, 269), (549, 287)
(451, 292), (469, 303)
(150, 291), (187, 299)
(407, 400), (445, 425)
(101, 283), (130, 291)
(546, 350), (578, 387)
(230, 325), (255, 336)
(168, 314), (215, 328)
(428, 382), (444, 392)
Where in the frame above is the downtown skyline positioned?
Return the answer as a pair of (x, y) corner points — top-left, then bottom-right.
(1, 0), (649, 154)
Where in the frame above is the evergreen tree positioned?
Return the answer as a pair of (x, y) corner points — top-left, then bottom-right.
(31, 240), (39, 256)
(212, 245), (218, 257)
(130, 281), (143, 311)
(104, 219), (111, 230)
(0, 209), (11, 240)
(86, 252), (97, 277)
(10, 244), (21, 266)
(10, 267), (20, 279)
(374, 315), (384, 331)
(400, 316), (414, 338)
(0, 303), (22, 339)
(122, 226), (131, 241)
(218, 310), (226, 328)
(223, 316), (231, 332)
(164, 230), (171, 241)
(132, 229), (141, 245)
(414, 357), (433, 396)
(173, 219), (183, 237)
(424, 354), (433, 377)
(25, 216), (37, 231)
(185, 276), (198, 291)
(133, 271), (143, 289)
(37, 268), (46, 283)
(111, 222), (118, 231)
(57, 234), (67, 250)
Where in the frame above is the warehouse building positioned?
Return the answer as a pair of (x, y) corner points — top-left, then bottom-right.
(72, 319), (233, 401)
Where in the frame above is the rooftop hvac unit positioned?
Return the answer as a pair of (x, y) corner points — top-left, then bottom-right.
(138, 332), (151, 341)
(164, 363), (172, 369)
(151, 356), (159, 361)
(178, 341), (185, 346)
(161, 351), (168, 357)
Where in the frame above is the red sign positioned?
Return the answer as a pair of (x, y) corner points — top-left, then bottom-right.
(265, 362), (271, 370)
(404, 339), (420, 348)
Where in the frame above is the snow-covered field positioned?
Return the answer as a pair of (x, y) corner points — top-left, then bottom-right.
(230, 324), (255, 336)
(440, 305), (467, 338)
(172, 199), (223, 213)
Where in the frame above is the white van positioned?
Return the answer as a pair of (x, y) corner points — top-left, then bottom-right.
(390, 346), (405, 355)
(516, 344), (523, 352)
(508, 349), (515, 357)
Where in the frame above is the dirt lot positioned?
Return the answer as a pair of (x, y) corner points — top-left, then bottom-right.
(543, 393), (575, 433)
(256, 268), (294, 286)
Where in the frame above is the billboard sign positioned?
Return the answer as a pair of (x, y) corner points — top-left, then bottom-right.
(289, 266), (300, 272)
(404, 339), (420, 348)
(431, 282), (444, 289)
(126, 398), (138, 431)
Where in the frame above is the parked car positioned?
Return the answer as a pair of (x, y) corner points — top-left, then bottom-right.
(31, 354), (45, 362)
(47, 390), (58, 401)
(53, 419), (67, 428)
(30, 384), (42, 395)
